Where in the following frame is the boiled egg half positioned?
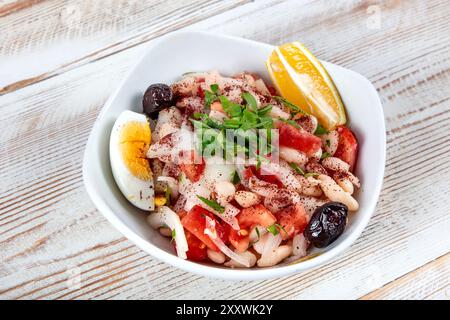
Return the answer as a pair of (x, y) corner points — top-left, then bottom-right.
(110, 110), (154, 210)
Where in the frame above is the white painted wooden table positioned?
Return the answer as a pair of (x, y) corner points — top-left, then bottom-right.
(0, 0), (449, 300)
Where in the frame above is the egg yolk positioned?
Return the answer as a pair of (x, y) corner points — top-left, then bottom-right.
(119, 121), (152, 180)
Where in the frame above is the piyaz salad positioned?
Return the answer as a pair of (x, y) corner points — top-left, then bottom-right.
(109, 42), (360, 268)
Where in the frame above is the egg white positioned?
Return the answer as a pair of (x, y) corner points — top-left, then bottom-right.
(110, 110), (155, 211)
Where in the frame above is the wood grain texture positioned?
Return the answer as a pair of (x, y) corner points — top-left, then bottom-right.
(0, 0), (250, 94)
(1, 0), (449, 300)
(360, 253), (449, 300)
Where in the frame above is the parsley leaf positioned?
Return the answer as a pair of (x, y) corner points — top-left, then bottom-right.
(256, 156), (262, 171)
(304, 172), (320, 178)
(266, 224), (279, 236)
(267, 223), (288, 236)
(231, 171), (241, 185)
(242, 92), (257, 110)
(266, 224), (281, 236)
(240, 109), (259, 130)
(275, 96), (308, 116)
(210, 84), (219, 94)
(197, 195), (225, 213)
(321, 152), (331, 160)
(257, 105), (273, 116)
(314, 124), (328, 135)
(219, 96), (242, 118)
(278, 118), (301, 129)
(171, 229), (176, 243)
(204, 84), (220, 107)
(223, 118), (241, 129)
(289, 162), (306, 176)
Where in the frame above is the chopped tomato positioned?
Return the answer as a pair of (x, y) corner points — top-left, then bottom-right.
(278, 123), (322, 156)
(334, 126), (358, 171)
(227, 227), (250, 253)
(179, 150), (205, 182)
(181, 205), (226, 252)
(242, 167), (254, 180)
(210, 101), (224, 112)
(275, 203), (309, 240)
(197, 86), (205, 99)
(237, 204), (277, 228)
(184, 230), (207, 261)
(247, 165), (283, 188)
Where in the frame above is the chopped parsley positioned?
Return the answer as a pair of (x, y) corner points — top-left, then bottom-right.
(321, 152), (331, 160)
(289, 162), (319, 179)
(266, 223), (288, 236)
(219, 95), (242, 118)
(278, 118), (301, 129)
(210, 84), (219, 93)
(275, 96), (308, 116)
(304, 172), (320, 178)
(289, 162), (306, 176)
(231, 171), (241, 185)
(314, 124), (328, 135)
(242, 92), (257, 110)
(197, 195), (225, 214)
(266, 224), (279, 236)
(191, 89), (274, 160)
(204, 84), (220, 107)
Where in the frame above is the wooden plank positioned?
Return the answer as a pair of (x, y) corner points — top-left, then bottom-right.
(0, 0), (44, 18)
(0, 0), (250, 95)
(0, 0), (449, 299)
(360, 253), (449, 300)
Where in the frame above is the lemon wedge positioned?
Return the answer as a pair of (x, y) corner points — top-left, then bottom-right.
(266, 42), (346, 130)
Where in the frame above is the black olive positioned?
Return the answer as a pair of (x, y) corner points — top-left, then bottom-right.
(304, 202), (348, 248)
(143, 84), (173, 119)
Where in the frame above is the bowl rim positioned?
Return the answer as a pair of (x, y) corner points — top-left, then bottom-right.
(83, 31), (386, 280)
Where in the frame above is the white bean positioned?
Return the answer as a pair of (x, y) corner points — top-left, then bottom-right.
(347, 171), (361, 188)
(336, 177), (354, 194)
(322, 157), (350, 172)
(234, 191), (260, 208)
(317, 174), (359, 211)
(299, 195), (327, 217)
(215, 181), (236, 206)
(279, 147), (308, 165)
(310, 148), (322, 162)
(207, 249), (226, 264)
(215, 181), (236, 197)
(269, 105), (290, 119)
(257, 245), (293, 267)
(296, 175), (323, 197)
(224, 250), (257, 268)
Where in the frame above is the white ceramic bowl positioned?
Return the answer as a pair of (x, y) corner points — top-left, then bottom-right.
(83, 31), (386, 280)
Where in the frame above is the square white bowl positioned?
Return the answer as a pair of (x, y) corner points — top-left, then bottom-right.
(83, 31), (386, 280)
